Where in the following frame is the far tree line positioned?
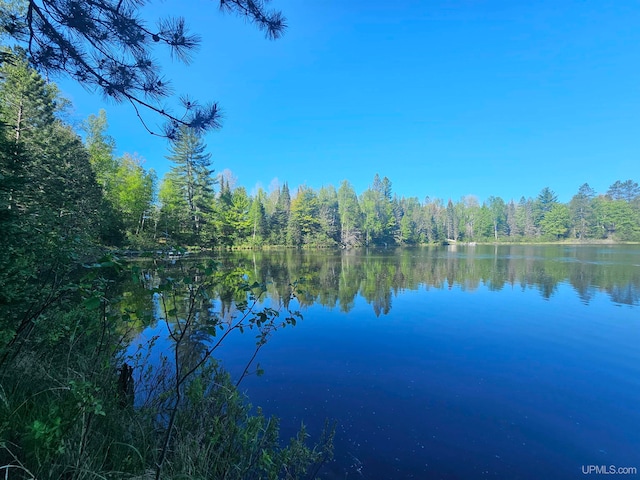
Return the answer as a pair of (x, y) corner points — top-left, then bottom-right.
(100, 118), (640, 247)
(153, 171), (640, 247)
(2, 57), (639, 255)
(82, 111), (640, 248)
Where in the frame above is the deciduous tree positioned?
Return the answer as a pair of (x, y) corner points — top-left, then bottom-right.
(337, 180), (361, 247)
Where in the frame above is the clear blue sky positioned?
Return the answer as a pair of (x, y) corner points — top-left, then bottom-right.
(58, 0), (640, 203)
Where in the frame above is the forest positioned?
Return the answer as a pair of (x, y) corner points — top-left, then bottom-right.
(6, 58), (636, 252)
(1, 47), (639, 479)
(85, 100), (640, 249)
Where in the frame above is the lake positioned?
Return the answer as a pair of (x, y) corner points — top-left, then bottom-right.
(131, 245), (640, 479)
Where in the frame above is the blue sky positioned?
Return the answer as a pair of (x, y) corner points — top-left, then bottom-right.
(58, 0), (640, 203)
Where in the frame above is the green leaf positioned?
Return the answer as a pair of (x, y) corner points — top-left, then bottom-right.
(84, 296), (101, 310)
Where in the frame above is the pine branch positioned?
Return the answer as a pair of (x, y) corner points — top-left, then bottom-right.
(1, 0), (285, 137)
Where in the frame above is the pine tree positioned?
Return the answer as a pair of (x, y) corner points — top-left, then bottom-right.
(607, 180), (640, 203)
(0, 1), (287, 136)
(287, 186), (320, 246)
(569, 183), (596, 239)
(165, 128), (215, 244)
(361, 174), (395, 245)
(270, 183), (290, 245)
(534, 187), (558, 231)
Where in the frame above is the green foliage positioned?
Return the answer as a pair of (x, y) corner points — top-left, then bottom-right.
(288, 186), (323, 246)
(248, 190), (268, 246)
(317, 185), (340, 244)
(534, 187), (558, 229)
(152, 169), (640, 249)
(0, 56), (332, 479)
(569, 183), (596, 239)
(487, 196), (506, 240)
(115, 154), (156, 240)
(84, 110), (158, 245)
(337, 180), (362, 247)
(215, 183), (252, 247)
(269, 183), (291, 245)
(360, 174), (396, 246)
(593, 197), (639, 240)
(540, 204), (571, 239)
(158, 171), (191, 243)
(0, 55), (106, 361)
(1, 258), (334, 479)
(163, 127), (216, 245)
(161, 366), (334, 480)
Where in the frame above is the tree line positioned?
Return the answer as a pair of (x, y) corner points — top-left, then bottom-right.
(85, 107), (640, 249)
(106, 127), (640, 249)
(172, 174), (638, 247)
(3, 55), (638, 257)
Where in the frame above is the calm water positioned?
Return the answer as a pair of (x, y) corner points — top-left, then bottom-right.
(132, 245), (640, 479)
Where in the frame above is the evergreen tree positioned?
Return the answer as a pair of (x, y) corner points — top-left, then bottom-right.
(396, 197), (422, 244)
(158, 172), (190, 243)
(534, 187), (558, 232)
(540, 204), (571, 239)
(216, 183), (251, 247)
(0, 50), (56, 149)
(424, 198), (445, 243)
(270, 183), (290, 245)
(287, 186), (320, 246)
(607, 180), (640, 203)
(0, 1), (286, 136)
(165, 128), (215, 244)
(569, 183), (596, 239)
(360, 174), (395, 245)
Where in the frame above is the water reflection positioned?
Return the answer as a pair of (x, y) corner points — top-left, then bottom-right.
(204, 245), (640, 312)
(122, 245), (640, 479)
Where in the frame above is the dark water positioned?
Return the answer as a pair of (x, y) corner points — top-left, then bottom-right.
(133, 245), (640, 479)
